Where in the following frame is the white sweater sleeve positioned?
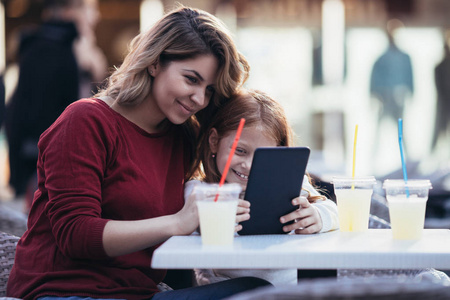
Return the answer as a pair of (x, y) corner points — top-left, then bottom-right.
(302, 176), (339, 233)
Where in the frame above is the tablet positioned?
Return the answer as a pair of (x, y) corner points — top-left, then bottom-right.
(239, 147), (310, 235)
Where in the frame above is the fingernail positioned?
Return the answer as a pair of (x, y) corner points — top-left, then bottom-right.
(280, 217), (285, 223)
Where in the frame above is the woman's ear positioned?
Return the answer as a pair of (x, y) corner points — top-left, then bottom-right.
(147, 63), (159, 77)
(208, 128), (219, 153)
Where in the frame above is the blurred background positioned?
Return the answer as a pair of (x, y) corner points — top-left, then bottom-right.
(0, 0), (449, 225)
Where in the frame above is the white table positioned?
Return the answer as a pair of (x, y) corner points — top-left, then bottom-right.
(152, 229), (450, 270)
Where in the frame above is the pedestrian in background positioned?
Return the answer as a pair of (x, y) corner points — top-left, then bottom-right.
(5, 0), (106, 206)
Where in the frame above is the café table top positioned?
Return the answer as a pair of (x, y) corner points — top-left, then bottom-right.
(151, 229), (450, 270)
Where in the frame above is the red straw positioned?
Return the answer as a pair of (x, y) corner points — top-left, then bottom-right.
(214, 118), (246, 202)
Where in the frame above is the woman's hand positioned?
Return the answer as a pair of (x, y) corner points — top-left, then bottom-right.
(235, 199), (250, 232)
(174, 193), (200, 236)
(280, 196), (323, 234)
(103, 194), (200, 257)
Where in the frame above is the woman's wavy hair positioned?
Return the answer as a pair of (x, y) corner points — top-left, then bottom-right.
(196, 88), (325, 202)
(96, 5), (249, 179)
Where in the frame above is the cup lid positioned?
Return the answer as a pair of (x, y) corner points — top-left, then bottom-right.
(331, 176), (376, 185)
(193, 182), (242, 193)
(383, 179), (432, 189)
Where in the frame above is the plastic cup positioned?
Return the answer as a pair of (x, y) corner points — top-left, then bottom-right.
(332, 176), (376, 232)
(383, 179), (432, 240)
(194, 183), (241, 246)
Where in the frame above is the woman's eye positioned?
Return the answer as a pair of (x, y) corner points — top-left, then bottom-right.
(205, 86), (215, 100)
(206, 86), (215, 94)
(186, 76), (198, 84)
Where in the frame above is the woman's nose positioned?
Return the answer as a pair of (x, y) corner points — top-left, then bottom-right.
(190, 87), (208, 108)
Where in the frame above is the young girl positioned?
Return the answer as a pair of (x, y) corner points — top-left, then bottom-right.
(185, 88), (339, 286)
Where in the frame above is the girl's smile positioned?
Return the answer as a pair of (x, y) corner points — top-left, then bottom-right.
(231, 169), (249, 181)
(210, 125), (277, 191)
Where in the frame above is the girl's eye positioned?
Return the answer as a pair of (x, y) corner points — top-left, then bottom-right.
(235, 148), (246, 155)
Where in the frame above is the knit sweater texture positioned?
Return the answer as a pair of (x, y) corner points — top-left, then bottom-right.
(7, 98), (187, 300)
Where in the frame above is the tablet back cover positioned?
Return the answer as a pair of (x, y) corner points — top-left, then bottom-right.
(239, 147), (310, 235)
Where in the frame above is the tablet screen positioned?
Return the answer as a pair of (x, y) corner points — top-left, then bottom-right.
(239, 147), (310, 235)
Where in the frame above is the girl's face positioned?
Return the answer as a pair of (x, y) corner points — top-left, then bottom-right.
(209, 125), (277, 192)
(148, 54), (219, 127)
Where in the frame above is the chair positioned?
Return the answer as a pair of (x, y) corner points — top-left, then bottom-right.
(0, 231), (20, 297)
(0, 205), (27, 237)
(337, 268), (450, 283)
(368, 214), (391, 229)
(370, 193), (390, 223)
(0, 230), (171, 298)
(156, 282), (173, 292)
(227, 277), (450, 300)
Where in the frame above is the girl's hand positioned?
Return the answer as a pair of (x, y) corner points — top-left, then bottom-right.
(235, 199), (250, 232)
(174, 193), (200, 235)
(280, 196), (323, 234)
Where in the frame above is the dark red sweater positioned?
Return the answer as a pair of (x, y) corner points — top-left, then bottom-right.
(7, 98), (187, 300)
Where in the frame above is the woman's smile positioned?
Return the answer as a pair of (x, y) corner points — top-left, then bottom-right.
(176, 99), (195, 115)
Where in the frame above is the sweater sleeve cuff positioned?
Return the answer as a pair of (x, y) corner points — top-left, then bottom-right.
(88, 218), (110, 258)
(313, 204), (333, 233)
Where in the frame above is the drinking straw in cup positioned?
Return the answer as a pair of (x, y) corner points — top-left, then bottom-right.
(214, 118), (246, 201)
(398, 118), (410, 197)
(351, 124), (358, 189)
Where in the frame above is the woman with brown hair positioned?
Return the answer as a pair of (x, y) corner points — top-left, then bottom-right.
(7, 5), (270, 300)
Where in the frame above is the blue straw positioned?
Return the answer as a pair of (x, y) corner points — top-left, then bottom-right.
(398, 119), (410, 197)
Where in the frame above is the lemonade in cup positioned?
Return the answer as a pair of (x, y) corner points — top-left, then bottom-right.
(383, 179), (432, 240)
(194, 183), (241, 246)
(332, 176), (376, 232)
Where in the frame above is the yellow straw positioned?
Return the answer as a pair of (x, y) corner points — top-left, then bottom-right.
(352, 124), (358, 189)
